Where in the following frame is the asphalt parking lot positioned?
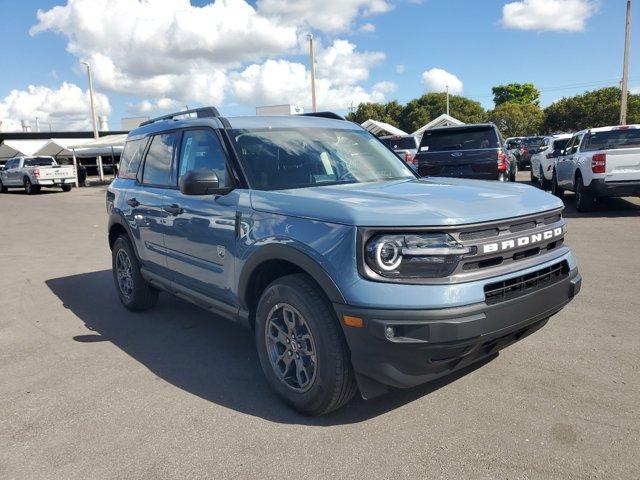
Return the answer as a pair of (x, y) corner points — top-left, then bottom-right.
(1, 173), (639, 480)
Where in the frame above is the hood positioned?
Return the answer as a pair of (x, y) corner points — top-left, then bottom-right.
(250, 178), (563, 227)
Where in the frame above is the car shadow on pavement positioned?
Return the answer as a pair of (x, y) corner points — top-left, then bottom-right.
(46, 270), (497, 426)
(560, 195), (640, 219)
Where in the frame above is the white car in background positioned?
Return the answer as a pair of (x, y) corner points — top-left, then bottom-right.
(0, 156), (76, 194)
(551, 125), (640, 211)
(530, 133), (572, 189)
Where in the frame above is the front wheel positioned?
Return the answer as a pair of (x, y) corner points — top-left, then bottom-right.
(255, 273), (357, 415)
(530, 166), (538, 184)
(112, 235), (158, 311)
(551, 170), (564, 198)
(0, 179), (7, 193)
(540, 167), (550, 190)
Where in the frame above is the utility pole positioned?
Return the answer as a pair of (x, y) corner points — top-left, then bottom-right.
(620, 0), (632, 125)
(82, 61), (103, 181)
(35, 117), (40, 132)
(446, 85), (450, 116)
(308, 34), (317, 112)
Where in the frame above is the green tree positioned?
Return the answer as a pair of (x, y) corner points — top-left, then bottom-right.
(543, 87), (640, 132)
(399, 93), (486, 133)
(489, 103), (545, 138)
(492, 83), (540, 106)
(345, 101), (402, 128)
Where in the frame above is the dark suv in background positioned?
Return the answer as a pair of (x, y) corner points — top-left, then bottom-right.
(518, 136), (544, 169)
(415, 124), (517, 182)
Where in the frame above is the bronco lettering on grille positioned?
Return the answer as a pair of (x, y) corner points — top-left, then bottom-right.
(482, 227), (563, 254)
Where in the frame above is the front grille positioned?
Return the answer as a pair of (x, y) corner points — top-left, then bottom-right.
(459, 228), (499, 241)
(510, 221), (536, 233)
(484, 261), (569, 305)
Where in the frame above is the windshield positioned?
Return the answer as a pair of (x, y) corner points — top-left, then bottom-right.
(582, 128), (640, 151)
(552, 138), (571, 151)
(229, 128), (415, 190)
(505, 138), (522, 149)
(381, 136), (418, 151)
(419, 127), (499, 152)
(24, 157), (55, 167)
(522, 137), (543, 147)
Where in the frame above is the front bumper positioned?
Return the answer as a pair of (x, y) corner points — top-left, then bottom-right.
(335, 267), (581, 395)
(587, 178), (640, 197)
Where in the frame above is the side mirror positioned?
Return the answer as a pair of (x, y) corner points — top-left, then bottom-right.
(179, 169), (229, 196)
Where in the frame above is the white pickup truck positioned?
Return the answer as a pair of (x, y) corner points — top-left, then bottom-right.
(0, 156), (76, 194)
(551, 125), (640, 211)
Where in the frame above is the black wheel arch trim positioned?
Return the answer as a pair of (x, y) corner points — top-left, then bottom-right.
(108, 213), (142, 262)
(237, 244), (347, 310)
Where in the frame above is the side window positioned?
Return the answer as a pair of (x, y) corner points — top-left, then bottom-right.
(564, 137), (576, 155)
(119, 138), (147, 179)
(142, 132), (178, 186)
(571, 136), (582, 154)
(178, 129), (229, 188)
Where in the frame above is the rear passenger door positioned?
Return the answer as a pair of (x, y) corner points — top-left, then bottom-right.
(557, 134), (581, 188)
(162, 128), (238, 308)
(130, 131), (179, 278)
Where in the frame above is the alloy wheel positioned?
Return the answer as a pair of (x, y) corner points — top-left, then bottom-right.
(265, 303), (317, 392)
(115, 249), (134, 299)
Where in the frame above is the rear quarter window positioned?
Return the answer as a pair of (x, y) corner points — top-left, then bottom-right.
(582, 129), (640, 152)
(119, 138), (148, 179)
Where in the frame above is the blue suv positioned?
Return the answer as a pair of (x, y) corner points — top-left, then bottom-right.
(107, 107), (581, 415)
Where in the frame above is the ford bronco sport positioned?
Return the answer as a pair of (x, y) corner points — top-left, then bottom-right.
(107, 107), (581, 415)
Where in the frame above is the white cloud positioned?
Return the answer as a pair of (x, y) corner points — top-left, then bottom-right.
(0, 82), (110, 132)
(257, 0), (393, 33)
(630, 86), (640, 94)
(231, 40), (390, 109)
(501, 0), (598, 32)
(360, 23), (376, 33)
(29, 0), (394, 113)
(421, 68), (463, 95)
(395, 64), (405, 74)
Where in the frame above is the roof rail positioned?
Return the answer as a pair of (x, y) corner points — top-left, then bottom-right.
(300, 111), (345, 121)
(140, 106), (220, 126)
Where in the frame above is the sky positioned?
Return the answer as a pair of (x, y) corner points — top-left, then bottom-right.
(0, 0), (638, 132)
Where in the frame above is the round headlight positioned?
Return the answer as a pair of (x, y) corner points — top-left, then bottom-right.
(376, 240), (402, 271)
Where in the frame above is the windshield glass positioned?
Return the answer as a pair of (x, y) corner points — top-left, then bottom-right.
(24, 157), (55, 167)
(229, 128), (415, 190)
(419, 127), (499, 152)
(582, 129), (640, 151)
(522, 137), (543, 147)
(505, 138), (522, 149)
(552, 138), (571, 151)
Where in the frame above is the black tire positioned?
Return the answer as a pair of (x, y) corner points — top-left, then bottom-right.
(112, 235), (158, 311)
(509, 163), (517, 182)
(530, 167), (538, 184)
(551, 169), (564, 198)
(575, 174), (596, 212)
(24, 178), (40, 195)
(255, 273), (357, 415)
(540, 167), (550, 190)
(0, 179), (7, 193)
(61, 184), (72, 192)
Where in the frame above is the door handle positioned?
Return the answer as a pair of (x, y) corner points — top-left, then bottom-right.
(126, 198), (140, 207)
(163, 204), (183, 216)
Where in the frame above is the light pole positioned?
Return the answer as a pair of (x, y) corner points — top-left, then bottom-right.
(308, 34), (317, 112)
(620, 0), (632, 125)
(81, 61), (103, 181)
(446, 85), (450, 116)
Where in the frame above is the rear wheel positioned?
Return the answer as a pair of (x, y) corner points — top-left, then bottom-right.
(61, 185), (72, 192)
(255, 273), (357, 415)
(112, 235), (158, 311)
(575, 174), (596, 212)
(0, 179), (7, 193)
(551, 170), (564, 198)
(509, 163), (517, 182)
(24, 178), (40, 195)
(498, 172), (508, 182)
(530, 166), (538, 184)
